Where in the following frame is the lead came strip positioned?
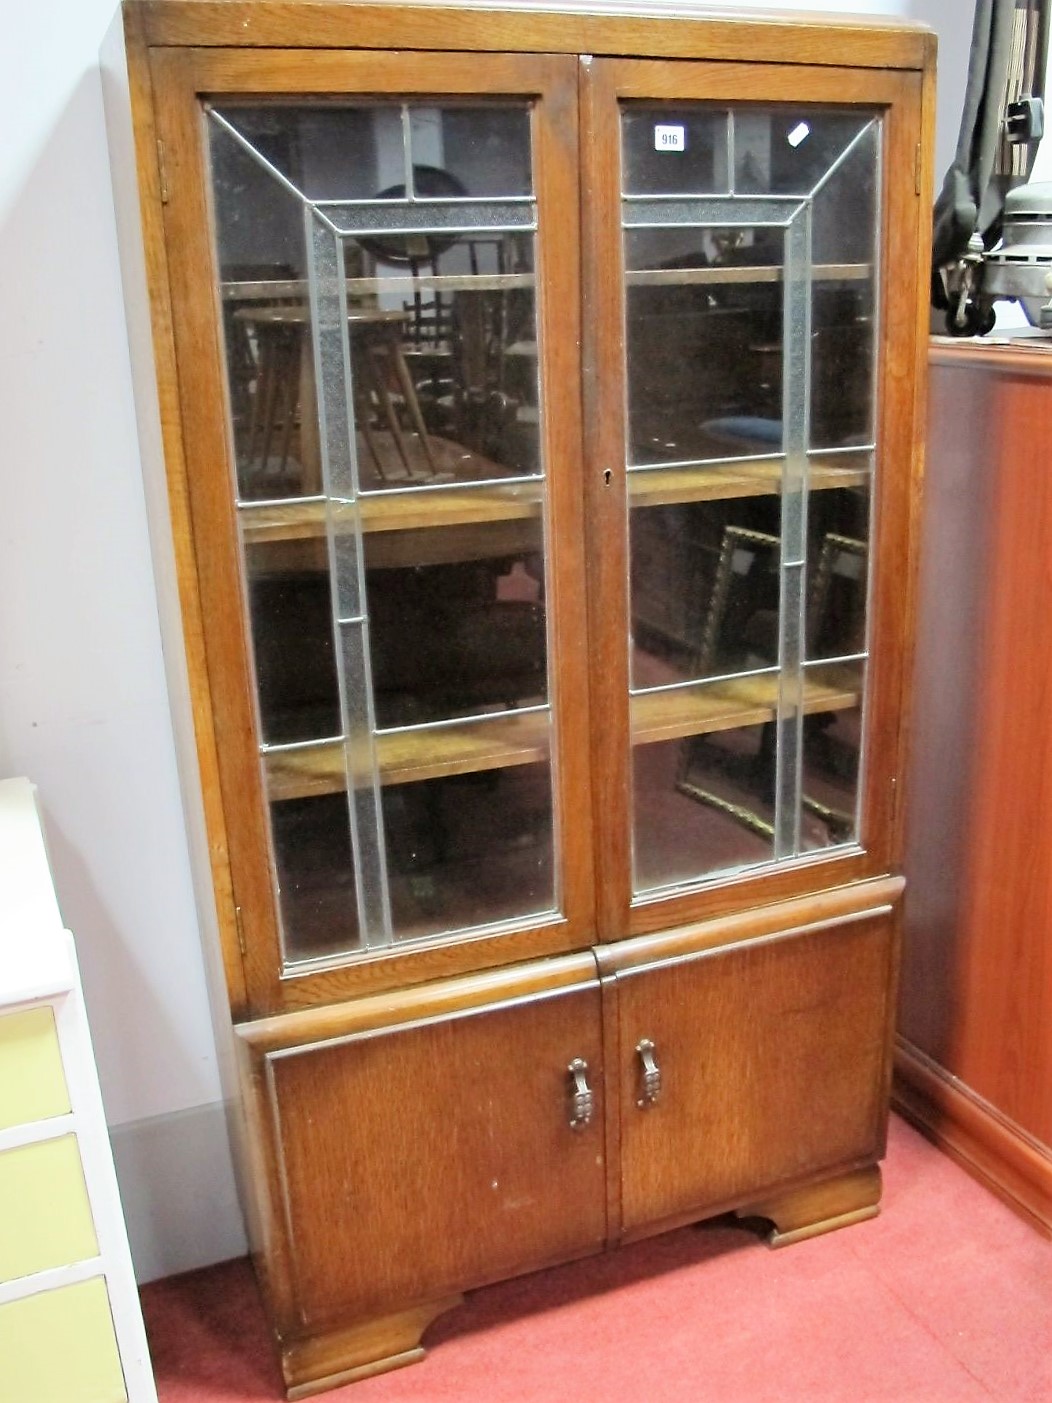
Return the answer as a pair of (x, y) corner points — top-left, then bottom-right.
(306, 209), (394, 947)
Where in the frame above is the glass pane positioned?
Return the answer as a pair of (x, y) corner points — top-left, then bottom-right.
(210, 121), (315, 501)
(811, 124), (879, 449)
(269, 794), (360, 963)
(209, 96), (558, 963)
(632, 724), (775, 893)
(622, 107), (729, 195)
(734, 110), (872, 195)
(243, 554), (340, 745)
(625, 227), (784, 466)
(800, 660), (865, 852)
(620, 100), (882, 892)
(409, 107), (532, 197)
(630, 500), (780, 688)
(343, 232), (540, 487)
(384, 752), (555, 941)
(365, 500), (546, 728)
(806, 480), (870, 661)
(214, 105), (407, 202)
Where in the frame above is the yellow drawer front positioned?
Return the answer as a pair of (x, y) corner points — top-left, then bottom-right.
(0, 1277), (127, 1402)
(0, 1007), (70, 1130)
(0, 1136), (98, 1282)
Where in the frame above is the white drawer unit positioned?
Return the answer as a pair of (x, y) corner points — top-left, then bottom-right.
(0, 778), (156, 1403)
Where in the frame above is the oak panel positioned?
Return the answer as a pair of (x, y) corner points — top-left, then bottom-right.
(151, 44), (592, 1014)
(901, 358), (1052, 1157)
(581, 57), (928, 942)
(136, 2), (934, 73)
(263, 983), (606, 1327)
(616, 913), (894, 1235)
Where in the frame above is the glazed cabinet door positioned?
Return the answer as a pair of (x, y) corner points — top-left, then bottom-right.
(611, 907), (896, 1239)
(239, 966), (606, 1346)
(152, 48), (592, 1012)
(581, 59), (926, 938)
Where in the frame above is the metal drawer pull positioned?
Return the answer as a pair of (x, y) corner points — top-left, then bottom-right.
(567, 1057), (594, 1130)
(636, 1038), (661, 1107)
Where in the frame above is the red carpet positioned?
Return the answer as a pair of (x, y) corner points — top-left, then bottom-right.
(142, 1117), (1051, 1401)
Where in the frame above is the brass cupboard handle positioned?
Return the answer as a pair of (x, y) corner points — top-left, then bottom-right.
(567, 1058), (594, 1130)
(636, 1039), (661, 1107)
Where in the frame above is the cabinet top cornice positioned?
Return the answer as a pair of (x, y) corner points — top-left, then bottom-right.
(126, 0), (935, 72)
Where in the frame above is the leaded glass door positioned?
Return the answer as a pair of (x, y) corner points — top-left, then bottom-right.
(582, 59), (924, 937)
(153, 50), (592, 1010)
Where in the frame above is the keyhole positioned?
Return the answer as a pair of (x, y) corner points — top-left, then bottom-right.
(603, 468), (612, 486)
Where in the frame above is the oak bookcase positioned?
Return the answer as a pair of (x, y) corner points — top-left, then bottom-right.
(111, 3), (934, 1394)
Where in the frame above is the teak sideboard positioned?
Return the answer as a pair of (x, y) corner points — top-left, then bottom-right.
(109, 2), (934, 1395)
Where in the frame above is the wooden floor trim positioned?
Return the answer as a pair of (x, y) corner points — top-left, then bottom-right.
(893, 1037), (1052, 1237)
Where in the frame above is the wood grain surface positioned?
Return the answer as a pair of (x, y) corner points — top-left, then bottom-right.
(262, 982), (606, 1326)
(120, 9), (934, 1392)
(899, 354), (1052, 1228)
(135, 0), (934, 73)
(615, 913), (893, 1237)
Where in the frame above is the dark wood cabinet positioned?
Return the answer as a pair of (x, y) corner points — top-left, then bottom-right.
(112, 1), (934, 1394)
(897, 341), (1052, 1236)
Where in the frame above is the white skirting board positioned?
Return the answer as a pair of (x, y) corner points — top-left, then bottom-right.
(109, 1100), (248, 1284)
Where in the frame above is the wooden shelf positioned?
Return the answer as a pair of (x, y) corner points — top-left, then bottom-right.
(242, 479), (539, 545)
(628, 453), (870, 507)
(241, 465), (542, 568)
(630, 666), (861, 745)
(241, 450), (870, 559)
(626, 263), (871, 288)
(265, 711), (551, 801)
(221, 273), (536, 301)
(265, 667), (861, 800)
(345, 272), (536, 295)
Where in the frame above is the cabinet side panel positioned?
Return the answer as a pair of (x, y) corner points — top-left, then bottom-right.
(902, 359), (1052, 1154)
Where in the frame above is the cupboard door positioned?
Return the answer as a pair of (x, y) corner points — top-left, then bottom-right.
(247, 979), (606, 1330)
(581, 59), (926, 938)
(615, 912), (894, 1238)
(153, 49), (592, 1011)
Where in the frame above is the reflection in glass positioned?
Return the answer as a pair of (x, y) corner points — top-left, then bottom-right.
(208, 99), (560, 963)
(800, 661), (865, 852)
(210, 121), (314, 501)
(409, 107), (532, 197)
(383, 757), (554, 941)
(214, 105), (405, 202)
(245, 560), (341, 746)
(812, 124), (879, 448)
(212, 103), (532, 203)
(345, 232), (540, 488)
(621, 101), (881, 893)
(269, 794), (360, 963)
(365, 511), (547, 728)
(734, 110), (872, 195)
(632, 730), (775, 892)
(624, 227), (784, 466)
(622, 107), (729, 195)
(806, 483), (870, 660)
(631, 503), (780, 688)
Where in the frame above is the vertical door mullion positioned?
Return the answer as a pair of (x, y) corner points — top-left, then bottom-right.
(774, 203), (812, 861)
(306, 209), (393, 947)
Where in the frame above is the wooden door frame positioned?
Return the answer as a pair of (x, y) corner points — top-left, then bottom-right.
(150, 45), (593, 1013)
(580, 57), (933, 942)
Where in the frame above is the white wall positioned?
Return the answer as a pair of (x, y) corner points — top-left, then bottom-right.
(0, 8), (223, 1126)
(0, 0), (972, 1281)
